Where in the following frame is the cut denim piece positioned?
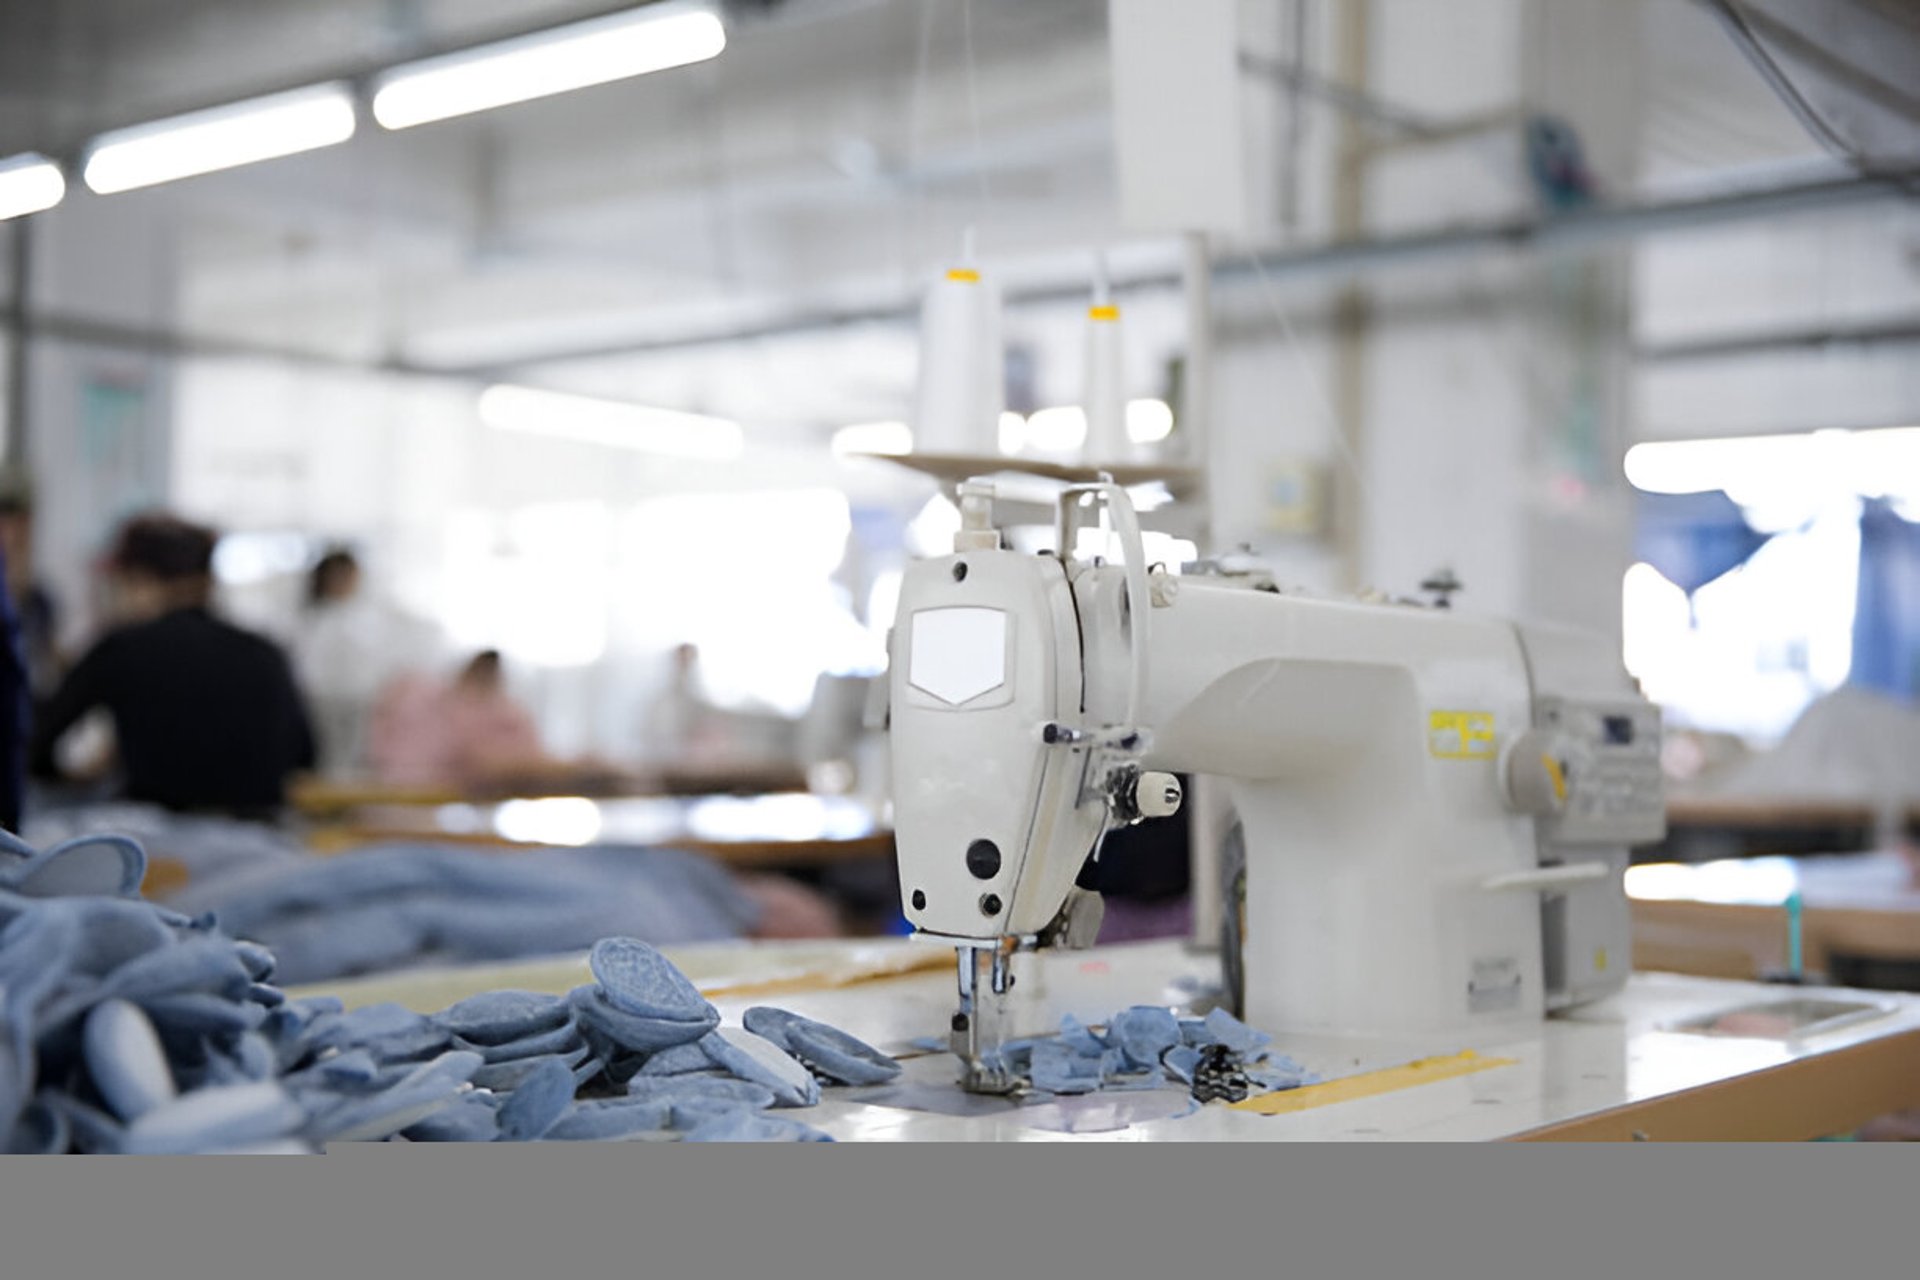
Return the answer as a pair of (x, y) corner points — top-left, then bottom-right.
(7, 1099), (68, 1154)
(458, 1019), (583, 1064)
(39, 1092), (127, 1154)
(470, 1045), (590, 1092)
(435, 990), (571, 1045)
(741, 1007), (901, 1087)
(1201, 1008), (1272, 1056)
(103, 936), (253, 1003)
(139, 993), (269, 1037)
(1162, 1044), (1202, 1085)
(122, 1082), (307, 1154)
(633, 1040), (714, 1078)
(680, 1112), (834, 1143)
(699, 1028), (819, 1108)
(0, 834), (147, 901)
(542, 1097), (675, 1142)
(590, 938), (717, 1024)
(1106, 1007), (1182, 1070)
(1028, 1041), (1104, 1095)
(308, 1002), (451, 1062)
(402, 1093), (501, 1143)
(1057, 1014), (1107, 1057)
(83, 1000), (176, 1122)
(568, 984), (716, 1055)
(624, 1076), (777, 1112)
(233, 941), (276, 983)
(494, 1056), (576, 1142)
(305, 1050), (482, 1144)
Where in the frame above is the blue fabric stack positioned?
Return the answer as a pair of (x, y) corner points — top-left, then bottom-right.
(924, 1005), (1318, 1100)
(0, 829), (900, 1151)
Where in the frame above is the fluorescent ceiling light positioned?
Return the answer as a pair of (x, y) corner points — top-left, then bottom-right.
(0, 154), (65, 220)
(832, 421), (913, 456)
(372, 4), (726, 130)
(83, 84), (356, 194)
(479, 384), (743, 460)
(997, 411), (1028, 455)
(1125, 398), (1174, 444)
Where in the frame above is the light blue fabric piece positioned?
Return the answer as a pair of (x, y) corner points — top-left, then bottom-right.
(591, 938), (716, 1024)
(103, 936), (253, 1002)
(624, 1075), (777, 1111)
(139, 993), (269, 1037)
(680, 1112), (834, 1143)
(7, 1099), (69, 1154)
(83, 1000), (176, 1122)
(1245, 1057), (1318, 1091)
(402, 1093), (500, 1143)
(305, 1050), (483, 1144)
(459, 1019), (583, 1064)
(633, 1041), (716, 1077)
(308, 1049), (380, 1088)
(39, 1093), (127, 1153)
(471, 1045), (590, 1092)
(1106, 1007), (1181, 1070)
(1201, 1007), (1272, 1056)
(308, 1002), (451, 1062)
(1029, 1041), (1104, 1095)
(434, 990), (571, 1045)
(742, 1006), (901, 1086)
(0, 834), (147, 900)
(20, 803), (306, 892)
(122, 1082), (307, 1154)
(568, 984), (717, 1055)
(494, 1056), (576, 1142)
(697, 1030), (819, 1108)
(1057, 1014), (1107, 1057)
(542, 1097), (675, 1142)
(1161, 1044), (1202, 1085)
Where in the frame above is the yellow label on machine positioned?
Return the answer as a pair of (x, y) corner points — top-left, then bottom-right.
(1428, 710), (1496, 759)
(946, 267), (981, 283)
(1088, 304), (1120, 321)
(1229, 1050), (1517, 1115)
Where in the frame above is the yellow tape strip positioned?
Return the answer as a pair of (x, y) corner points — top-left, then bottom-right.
(1088, 304), (1120, 321)
(946, 267), (981, 282)
(1228, 1049), (1516, 1115)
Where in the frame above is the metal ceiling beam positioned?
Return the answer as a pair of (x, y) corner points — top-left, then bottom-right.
(1, 165), (1914, 383)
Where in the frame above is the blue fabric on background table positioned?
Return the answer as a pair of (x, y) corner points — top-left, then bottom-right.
(162, 844), (762, 986)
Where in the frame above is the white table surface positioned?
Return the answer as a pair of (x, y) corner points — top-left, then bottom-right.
(306, 937), (1920, 1142)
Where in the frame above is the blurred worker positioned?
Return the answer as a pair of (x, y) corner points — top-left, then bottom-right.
(29, 513), (316, 819)
(0, 475), (65, 710)
(290, 546), (386, 776)
(645, 642), (727, 763)
(369, 649), (557, 792)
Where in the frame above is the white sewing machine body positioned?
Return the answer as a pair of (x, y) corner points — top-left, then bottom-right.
(888, 481), (1665, 1087)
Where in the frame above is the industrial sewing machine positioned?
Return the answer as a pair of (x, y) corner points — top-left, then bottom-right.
(886, 477), (1666, 1093)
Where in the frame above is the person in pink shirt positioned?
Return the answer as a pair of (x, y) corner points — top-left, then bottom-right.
(370, 650), (552, 792)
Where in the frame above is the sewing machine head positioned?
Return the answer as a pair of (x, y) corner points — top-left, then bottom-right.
(886, 478), (1664, 1094)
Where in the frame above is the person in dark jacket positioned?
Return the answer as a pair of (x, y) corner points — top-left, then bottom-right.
(29, 513), (316, 820)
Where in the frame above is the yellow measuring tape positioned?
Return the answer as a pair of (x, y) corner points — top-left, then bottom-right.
(1229, 1049), (1516, 1115)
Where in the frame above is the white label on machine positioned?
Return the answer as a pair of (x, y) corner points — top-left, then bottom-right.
(1469, 956), (1523, 1013)
(908, 607), (1009, 707)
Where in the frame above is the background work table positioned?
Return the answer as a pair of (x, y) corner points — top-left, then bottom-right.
(299, 938), (1920, 1142)
(1630, 850), (1920, 986)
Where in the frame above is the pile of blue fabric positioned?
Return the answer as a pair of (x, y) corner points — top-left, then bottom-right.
(929, 1005), (1317, 1100)
(157, 843), (764, 986)
(1, 829), (897, 1151)
(23, 804), (772, 987)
